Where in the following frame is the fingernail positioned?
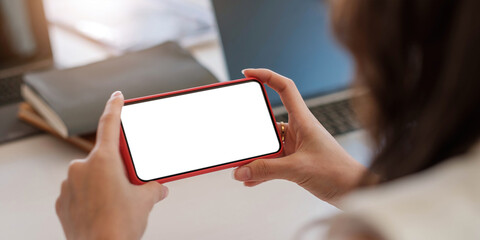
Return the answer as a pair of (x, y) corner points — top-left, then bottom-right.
(111, 91), (123, 98)
(242, 69), (254, 75)
(234, 167), (252, 181)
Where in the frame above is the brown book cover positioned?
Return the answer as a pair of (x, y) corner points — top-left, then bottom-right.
(17, 102), (95, 152)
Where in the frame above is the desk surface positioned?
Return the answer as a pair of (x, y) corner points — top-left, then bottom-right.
(0, 30), (371, 239)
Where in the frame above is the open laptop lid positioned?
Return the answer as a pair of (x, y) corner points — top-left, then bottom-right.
(212, 0), (352, 107)
(0, 0), (53, 79)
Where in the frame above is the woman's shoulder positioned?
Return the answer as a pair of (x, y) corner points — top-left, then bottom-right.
(340, 142), (480, 240)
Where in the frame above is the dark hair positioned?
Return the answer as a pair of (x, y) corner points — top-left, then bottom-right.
(331, 0), (480, 183)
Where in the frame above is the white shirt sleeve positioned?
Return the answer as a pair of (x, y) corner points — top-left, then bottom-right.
(339, 143), (480, 240)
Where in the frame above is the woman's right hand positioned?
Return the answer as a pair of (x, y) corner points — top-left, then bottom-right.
(234, 69), (366, 206)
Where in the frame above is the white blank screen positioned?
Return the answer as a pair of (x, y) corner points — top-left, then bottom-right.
(121, 81), (281, 181)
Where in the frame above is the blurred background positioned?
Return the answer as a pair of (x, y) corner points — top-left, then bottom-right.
(34, 0), (215, 67)
(0, 0), (355, 142)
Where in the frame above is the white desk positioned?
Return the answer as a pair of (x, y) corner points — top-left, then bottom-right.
(0, 31), (371, 239)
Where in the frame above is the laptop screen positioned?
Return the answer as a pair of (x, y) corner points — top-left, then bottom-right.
(212, 0), (352, 106)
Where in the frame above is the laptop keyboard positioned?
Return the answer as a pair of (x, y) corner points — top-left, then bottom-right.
(0, 75), (23, 107)
(274, 99), (360, 136)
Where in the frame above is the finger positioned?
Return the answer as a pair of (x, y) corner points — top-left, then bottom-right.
(233, 155), (297, 182)
(96, 91), (124, 147)
(55, 180), (69, 216)
(276, 121), (288, 142)
(141, 182), (169, 204)
(244, 180), (266, 187)
(242, 69), (310, 118)
(67, 159), (86, 179)
(59, 179), (69, 196)
(276, 121), (288, 130)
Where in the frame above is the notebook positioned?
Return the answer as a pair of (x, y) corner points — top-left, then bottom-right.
(22, 41), (218, 137)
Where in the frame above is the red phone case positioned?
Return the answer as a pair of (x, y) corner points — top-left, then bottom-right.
(119, 78), (284, 184)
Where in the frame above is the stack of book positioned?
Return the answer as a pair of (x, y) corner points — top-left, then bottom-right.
(18, 103), (96, 152)
(18, 42), (217, 152)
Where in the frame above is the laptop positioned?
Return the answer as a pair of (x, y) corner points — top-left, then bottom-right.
(212, 0), (359, 135)
(0, 0), (54, 143)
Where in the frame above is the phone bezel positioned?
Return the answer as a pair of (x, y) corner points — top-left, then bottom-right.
(119, 78), (283, 184)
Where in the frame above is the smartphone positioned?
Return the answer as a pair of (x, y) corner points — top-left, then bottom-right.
(119, 78), (283, 184)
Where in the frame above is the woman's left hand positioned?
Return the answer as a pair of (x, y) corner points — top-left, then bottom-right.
(55, 91), (169, 240)
(233, 69), (365, 206)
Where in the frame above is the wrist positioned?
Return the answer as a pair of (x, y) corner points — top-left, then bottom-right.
(328, 157), (366, 206)
(89, 229), (131, 240)
(79, 214), (139, 240)
(299, 154), (366, 208)
(82, 225), (133, 240)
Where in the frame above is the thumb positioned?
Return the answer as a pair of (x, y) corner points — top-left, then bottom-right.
(233, 156), (297, 182)
(96, 91), (124, 148)
(141, 182), (169, 203)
